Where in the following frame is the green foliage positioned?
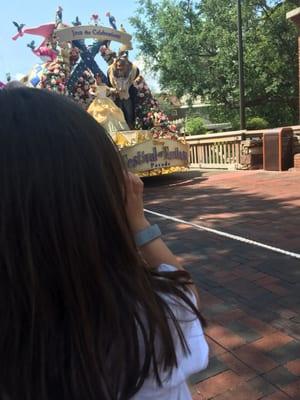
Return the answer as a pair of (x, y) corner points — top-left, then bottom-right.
(208, 107), (269, 130)
(130, 0), (299, 127)
(185, 117), (207, 135)
(246, 116), (269, 130)
(156, 98), (174, 116)
(207, 105), (240, 129)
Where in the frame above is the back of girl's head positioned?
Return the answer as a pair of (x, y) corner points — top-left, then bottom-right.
(0, 88), (148, 399)
(0, 88), (132, 273)
(0, 88), (198, 400)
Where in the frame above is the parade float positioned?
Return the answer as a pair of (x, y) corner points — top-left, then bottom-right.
(12, 8), (189, 176)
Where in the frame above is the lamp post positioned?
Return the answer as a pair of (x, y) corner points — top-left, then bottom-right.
(237, 0), (246, 130)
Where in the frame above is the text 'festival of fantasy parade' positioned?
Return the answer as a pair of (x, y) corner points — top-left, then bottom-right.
(7, 7), (189, 176)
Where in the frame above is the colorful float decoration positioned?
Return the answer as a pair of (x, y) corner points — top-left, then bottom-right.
(12, 8), (189, 176)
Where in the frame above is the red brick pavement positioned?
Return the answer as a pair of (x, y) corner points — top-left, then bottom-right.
(143, 169), (300, 400)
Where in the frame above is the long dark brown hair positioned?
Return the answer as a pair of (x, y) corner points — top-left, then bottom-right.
(0, 88), (203, 400)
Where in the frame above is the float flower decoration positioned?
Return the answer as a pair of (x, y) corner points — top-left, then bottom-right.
(133, 76), (179, 140)
(11, 8), (109, 105)
(10, 7), (189, 176)
(11, 8), (180, 137)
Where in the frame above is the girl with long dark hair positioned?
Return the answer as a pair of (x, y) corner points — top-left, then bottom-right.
(0, 88), (208, 400)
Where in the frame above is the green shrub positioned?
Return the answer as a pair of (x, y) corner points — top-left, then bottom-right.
(246, 117), (269, 130)
(185, 117), (207, 135)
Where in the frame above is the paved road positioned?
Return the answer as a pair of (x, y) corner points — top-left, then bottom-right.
(143, 169), (300, 400)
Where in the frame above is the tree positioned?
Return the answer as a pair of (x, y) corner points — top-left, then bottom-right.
(185, 117), (207, 135)
(130, 0), (299, 126)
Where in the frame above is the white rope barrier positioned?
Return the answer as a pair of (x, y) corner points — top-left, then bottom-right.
(144, 209), (300, 260)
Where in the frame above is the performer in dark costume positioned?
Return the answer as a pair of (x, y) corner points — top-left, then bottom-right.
(107, 56), (139, 129)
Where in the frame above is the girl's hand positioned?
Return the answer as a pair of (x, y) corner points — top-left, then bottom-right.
(124, 172), (150, 233)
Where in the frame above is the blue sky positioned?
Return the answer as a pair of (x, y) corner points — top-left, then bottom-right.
(0, 0), (145, 83)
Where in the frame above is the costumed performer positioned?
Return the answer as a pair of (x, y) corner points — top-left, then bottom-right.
(107, 55), (139, 129)
(87, 79), (129, 137)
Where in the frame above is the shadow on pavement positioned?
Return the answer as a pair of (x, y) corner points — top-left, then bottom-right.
(142, 169), (227, 188)
(144, 170), (300, 399)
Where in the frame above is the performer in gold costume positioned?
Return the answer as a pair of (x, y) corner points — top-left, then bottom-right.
(87, 82), (129, 136)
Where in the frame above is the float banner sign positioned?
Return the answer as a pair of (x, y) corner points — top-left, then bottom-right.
(121, 139), (189, 173)
(54, 25), (132, 49)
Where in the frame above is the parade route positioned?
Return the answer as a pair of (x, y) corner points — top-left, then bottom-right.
(144, 169), (300, 400)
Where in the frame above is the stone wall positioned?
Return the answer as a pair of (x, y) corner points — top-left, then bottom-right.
(294, 135), (300, 154)
(240, 138), (263, 169)
(294, 135), (300, 170)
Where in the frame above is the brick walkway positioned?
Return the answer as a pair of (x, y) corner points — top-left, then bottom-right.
(143, 169), (300, 400)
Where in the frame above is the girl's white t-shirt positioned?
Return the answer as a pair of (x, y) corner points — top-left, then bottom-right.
(132, 264), (209, 399)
